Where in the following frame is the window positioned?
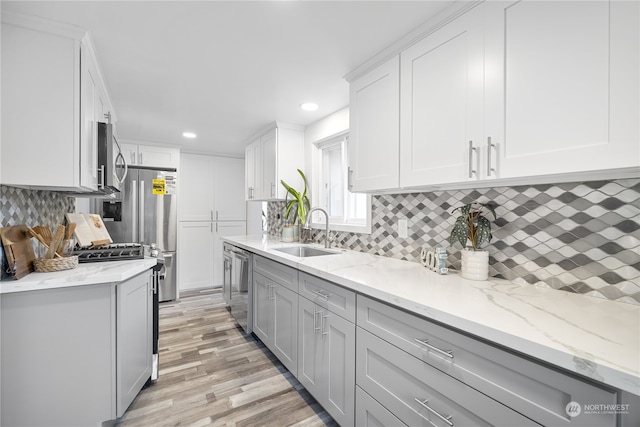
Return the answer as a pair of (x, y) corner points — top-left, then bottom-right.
(311, 133), (371, 234)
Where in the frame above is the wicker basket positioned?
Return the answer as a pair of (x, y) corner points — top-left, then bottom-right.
(33, 255), (79, 272)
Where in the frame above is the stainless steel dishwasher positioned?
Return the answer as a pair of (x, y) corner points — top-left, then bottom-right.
(222, 243), (252, 333)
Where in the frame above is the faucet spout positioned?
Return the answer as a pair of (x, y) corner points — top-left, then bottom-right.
(304, 207), (331, 248)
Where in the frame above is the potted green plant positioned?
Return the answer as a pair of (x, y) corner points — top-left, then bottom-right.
(449, 202), (497, 280)
(280, 169), (310, 242)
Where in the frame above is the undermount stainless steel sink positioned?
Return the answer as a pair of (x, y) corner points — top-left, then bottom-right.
(274, 246), (339, 258)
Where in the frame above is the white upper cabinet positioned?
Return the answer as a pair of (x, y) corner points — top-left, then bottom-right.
(348, 56), (400, 192)
(214, 157), (246, 221)
(179, 153), (246, 222)
(1, 13), (114, 191)
(400, 6), (484, 188)
(244, 122), (305, 201)
(347, 0), (639, 192)
(119, 142), (180, 169)
(485, 0), (640, 179)
(179, 154), (214, 222)
(245, 138), (261, 200)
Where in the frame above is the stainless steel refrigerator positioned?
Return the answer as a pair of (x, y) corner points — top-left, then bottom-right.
(96, 167), (178, 302)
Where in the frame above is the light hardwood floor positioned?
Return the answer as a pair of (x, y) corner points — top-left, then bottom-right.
(117, 288), (338, 427)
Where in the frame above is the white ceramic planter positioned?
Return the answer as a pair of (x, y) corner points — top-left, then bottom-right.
(282, 226), (295, 242)
(460, 249), (489, 280)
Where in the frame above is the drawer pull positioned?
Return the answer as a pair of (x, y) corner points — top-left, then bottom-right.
(311, 289), (329, 300)
(414, 398), (454, 426)
(414, 338), (454, 359)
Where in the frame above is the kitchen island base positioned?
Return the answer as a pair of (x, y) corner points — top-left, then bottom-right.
(1, 269), (153, 426)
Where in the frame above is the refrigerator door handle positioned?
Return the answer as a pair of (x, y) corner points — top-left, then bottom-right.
(139, 180), (145, 243)
(132, 180), (138, 242)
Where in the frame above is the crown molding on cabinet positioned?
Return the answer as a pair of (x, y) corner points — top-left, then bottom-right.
(343, 0), (482, 83)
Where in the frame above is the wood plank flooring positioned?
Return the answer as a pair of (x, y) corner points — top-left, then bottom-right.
(116, 288), (338, 427)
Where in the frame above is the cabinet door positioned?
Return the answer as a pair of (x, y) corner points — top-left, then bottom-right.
(252, 272), (272, 344)
(485, 0), (640, 178)
(245, 139), (260, 200)
(321, 310), (356, 427)
(80, 43), (100, 190)
(272, 283), (298, 374)
(179, 154), (214, 221)
(214, 157), (246, 221)
(348, 56), (400, 192)
(298, 297), (323, 397)
(138, 145), (180, 169)
(1, 22), (71, 188)
(116, 271), (152, 417)
(400, 6), (484, 187)
(212, 221), (246, 287)
(260, 127), (278, 199)
(177, 222), (214, 291)
(119, 142), (138, 166)
(356, 387), (406, 427)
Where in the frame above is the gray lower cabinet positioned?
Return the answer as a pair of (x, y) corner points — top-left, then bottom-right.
(0, 270), (153, 426)
(117, 270), (153, 416)
(253, 270), (298, 374)
(355, 386), (406, 427)
(298, 295), (356, 427)
(357, 327), (540, 427)
(357, 295), (617, 427)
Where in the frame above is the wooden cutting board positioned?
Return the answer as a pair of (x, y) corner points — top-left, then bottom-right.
(0, 225), (35, 280)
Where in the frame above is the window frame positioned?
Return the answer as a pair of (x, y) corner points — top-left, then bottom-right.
(310, 131), (372, 234)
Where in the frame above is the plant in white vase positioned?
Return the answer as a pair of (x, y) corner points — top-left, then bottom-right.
(280, 169), (310, 242)
(449, 202), (497, 280)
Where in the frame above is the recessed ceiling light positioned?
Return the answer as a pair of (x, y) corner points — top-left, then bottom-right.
(300, 103), (319, 111)
(182, 132), (197, 139)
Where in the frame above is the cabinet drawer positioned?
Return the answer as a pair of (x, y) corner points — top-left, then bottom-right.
(252, 255), (297, 292)
(357, 295), (617, 427)
(356, 386), (407, 427)
(357, 328), (540, 427)
(299, 272), (356, 322)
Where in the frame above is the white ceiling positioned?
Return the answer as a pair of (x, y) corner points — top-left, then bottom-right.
(2, 1), (455, 157)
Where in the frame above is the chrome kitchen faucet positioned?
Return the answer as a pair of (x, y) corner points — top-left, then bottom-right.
(304, 207), (332, 248)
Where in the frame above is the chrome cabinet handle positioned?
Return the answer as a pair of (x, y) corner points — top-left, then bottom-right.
(347, 167), (354, 190)
(414, 398), (453, 426)
(131, 151), (136, 165)
(313, 307), (321, 335)
(139, 152), (143, 165)
(321, 312), (329, 336)
(269, 283), (276, 301)
(468, 140), (477, 178)
(487, 136), (496, 177)
(216, 210), (219, 222)
(414, 338), (454, 359)
(311, 289), (329, 300)
(98, 164), (105, 189)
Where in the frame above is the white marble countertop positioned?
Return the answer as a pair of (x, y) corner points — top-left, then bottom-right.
(223, 234), (640, 396)
(0, 258), (158, 294)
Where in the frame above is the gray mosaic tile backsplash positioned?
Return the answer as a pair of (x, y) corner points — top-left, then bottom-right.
(268, 179), (640, 305)
(0, 185), (75, 229)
